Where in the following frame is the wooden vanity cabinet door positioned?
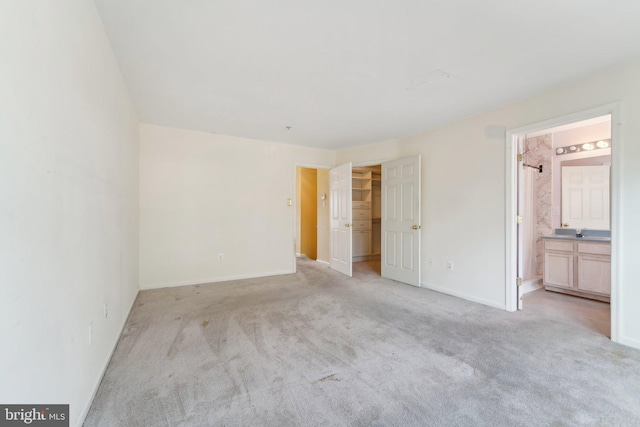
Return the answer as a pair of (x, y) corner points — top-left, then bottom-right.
(577, 254), (611, 295)
(576, 242), (611, 296)
(544, 251), (574, 289)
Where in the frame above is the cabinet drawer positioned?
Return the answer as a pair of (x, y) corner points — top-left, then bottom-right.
(353, 231), (371, 256)
(353, 201), (370, 210)
(544, 240), (574, 252)
(353, 220), (371, 230)
(353, 209), (370, 219)
(578, 242), (611, 256)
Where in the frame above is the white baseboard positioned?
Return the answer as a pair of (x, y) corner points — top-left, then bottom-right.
(421, 282), (507, 310)
(141, 270), (295, 290)
(316, 259), (330, 266)
(618, 335), (640, 351)
(78, 289), (139, 427)
(521, 278), (543, 295)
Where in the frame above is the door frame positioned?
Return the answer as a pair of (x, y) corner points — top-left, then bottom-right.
(504, 102), (621, 342)
(292, 162), (333, 273)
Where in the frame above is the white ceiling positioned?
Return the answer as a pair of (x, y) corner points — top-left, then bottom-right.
(94, 0), (640, 150)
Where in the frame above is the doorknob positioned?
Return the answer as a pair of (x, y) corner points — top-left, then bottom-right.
(562, 223), (569, 227)
(412, 225), (421, 230)
(345, 224), (351, 227)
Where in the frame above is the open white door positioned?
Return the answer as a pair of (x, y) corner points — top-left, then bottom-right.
(381, 155), (421, 287)
(330, 163), (352, 277)
(516, 136), (525, 310)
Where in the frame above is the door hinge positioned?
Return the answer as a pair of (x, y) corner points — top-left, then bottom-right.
(517, 215), (523, 224)
(516, 277), (523, 287)
(517, 153), (523, 162)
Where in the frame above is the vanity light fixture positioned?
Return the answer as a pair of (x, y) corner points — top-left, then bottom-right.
(554, 139), (611, 155)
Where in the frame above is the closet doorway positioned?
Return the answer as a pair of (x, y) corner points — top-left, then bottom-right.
(351, 165), (382, 276)
(352, 166), (382, 262)
(295, 156), (422, 288)
(329, 156), (422, 286)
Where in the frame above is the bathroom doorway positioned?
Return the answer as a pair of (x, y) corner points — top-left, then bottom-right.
(505, 104), (620, 340)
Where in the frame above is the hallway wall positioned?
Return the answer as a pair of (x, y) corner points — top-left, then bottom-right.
(300, 168), (318, 260)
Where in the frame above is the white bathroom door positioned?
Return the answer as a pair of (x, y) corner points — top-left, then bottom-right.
(329, 163), (353, 277)
(561, 165), (610, 230)
(381, 155), (421, 287)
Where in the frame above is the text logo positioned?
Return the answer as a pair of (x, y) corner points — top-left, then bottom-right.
(0, 405), (68, 427)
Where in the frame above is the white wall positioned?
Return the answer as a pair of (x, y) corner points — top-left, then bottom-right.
(0, 1), (139, 425)
(295, 167), (302, 255)
(139, 124), (335, 289)
(316, 169), (331, 263)
(337, 59), (640, 349)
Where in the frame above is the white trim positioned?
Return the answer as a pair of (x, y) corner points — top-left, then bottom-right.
(316, 259), (330, 266)
(78, 289), (140, 427)
(610, 105), (622, 343)
(141, 270), (295, 290)
(619, 336), (640, 351)
(505, 102), (621, 342)
(521, 278), (543, 295)
(421, 282), (507, 310)
(295, 162), (334, 170)
(505, 131), (518, 312)
(353, 159), (389, 168)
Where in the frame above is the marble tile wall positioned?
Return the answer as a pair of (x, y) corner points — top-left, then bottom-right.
(525, 134), (552, 276)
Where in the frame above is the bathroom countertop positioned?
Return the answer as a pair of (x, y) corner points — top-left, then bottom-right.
(542, 235), (611, 242)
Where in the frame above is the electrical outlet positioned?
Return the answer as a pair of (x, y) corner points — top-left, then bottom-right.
(217, 253), (224, 261)
(447, 261), (454, 271)
(104, 303), (108, 320)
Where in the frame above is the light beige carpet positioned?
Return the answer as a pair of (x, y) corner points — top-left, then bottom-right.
(85, 257), (640, 426)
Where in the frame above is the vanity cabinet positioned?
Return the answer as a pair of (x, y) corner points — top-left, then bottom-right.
(543, 239), (610, 302)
